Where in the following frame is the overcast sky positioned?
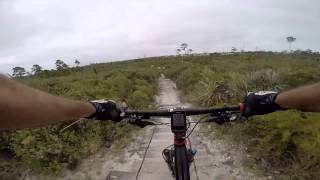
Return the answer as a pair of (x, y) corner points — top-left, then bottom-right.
(1, 0), (320, 74)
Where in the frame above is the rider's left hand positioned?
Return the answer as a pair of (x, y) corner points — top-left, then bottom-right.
(87, 100), (121, 122)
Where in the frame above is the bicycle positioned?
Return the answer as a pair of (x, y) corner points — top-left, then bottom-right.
(122, 103), (245, 180)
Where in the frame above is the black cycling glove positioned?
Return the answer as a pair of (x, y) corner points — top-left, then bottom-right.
(87, 100), (121, 122)
(243, 91), (284, 117)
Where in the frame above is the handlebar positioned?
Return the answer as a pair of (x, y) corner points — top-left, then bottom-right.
(124, 103), (245, 117)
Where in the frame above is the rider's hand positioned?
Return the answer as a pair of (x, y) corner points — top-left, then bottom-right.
(243, 91), (284, 117)
(87, 100), (121, 122)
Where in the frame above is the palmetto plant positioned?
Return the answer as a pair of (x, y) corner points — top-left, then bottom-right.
(193, 76), (233, 106)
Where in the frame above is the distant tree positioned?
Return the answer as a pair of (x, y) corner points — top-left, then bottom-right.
(31, 64), (42, 75)
(74, 59), (80, 67)
(176, 43), (194, 56)
(12, 66), (26, 77)
(231, 47), (237, 53)
(176, 49), (181, 56)
(286, 36), (296, 52)
(180, 43), (188, 55)
(180, 43), (188, 50)
(55, 60), (69, 70)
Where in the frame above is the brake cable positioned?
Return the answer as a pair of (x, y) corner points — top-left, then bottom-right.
(59, 118), (84, 133)
(185, 116), (207, 139)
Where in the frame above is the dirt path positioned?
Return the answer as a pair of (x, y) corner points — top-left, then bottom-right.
(27, 77), (267, 180)
(150, 78), (267, 180)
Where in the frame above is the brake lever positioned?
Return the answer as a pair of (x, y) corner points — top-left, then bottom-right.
(209, 112), (240, 125)
(128, 118), (155, 128)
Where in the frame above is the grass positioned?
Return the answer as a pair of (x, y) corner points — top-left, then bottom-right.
(0, 59), (161, 177)
(163, 52), (320, 179)
(1, 51), (320, 178)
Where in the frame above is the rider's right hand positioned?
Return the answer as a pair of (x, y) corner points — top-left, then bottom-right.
(87, 100), (121, 122)
(242, 91), (284, 117)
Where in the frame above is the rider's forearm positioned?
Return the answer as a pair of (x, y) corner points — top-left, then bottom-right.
(276, 83), (320, 112)
(0, 75), (96, 130)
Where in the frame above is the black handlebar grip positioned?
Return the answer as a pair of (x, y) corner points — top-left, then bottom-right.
(224, 103), (245, 112)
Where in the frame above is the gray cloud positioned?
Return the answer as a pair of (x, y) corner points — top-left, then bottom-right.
(1, 0), (320, 73)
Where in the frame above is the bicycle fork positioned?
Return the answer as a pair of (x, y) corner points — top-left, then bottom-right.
(175, 132), (197, 164)
(163, 133), (197, 178)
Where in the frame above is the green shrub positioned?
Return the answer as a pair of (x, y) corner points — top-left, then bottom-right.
(0, 61), (160, 175)
(3, 53), (320, 178)
(245, 111), (320, 179)
(164, 53), (320, 178)
(127, 90), (152, 109)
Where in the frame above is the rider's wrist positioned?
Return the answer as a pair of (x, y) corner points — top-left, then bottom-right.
(86, 102), (97, 119)
(273, 93), (286, 110)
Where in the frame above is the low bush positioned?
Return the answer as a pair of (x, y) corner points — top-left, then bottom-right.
(2, 53), (320, 178)
(163, 53), (320, 178)
(0, 61), (160, 176)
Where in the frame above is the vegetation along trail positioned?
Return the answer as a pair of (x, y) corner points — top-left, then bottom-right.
(47, 77), (268, 180)
(4, 53), (320, 180)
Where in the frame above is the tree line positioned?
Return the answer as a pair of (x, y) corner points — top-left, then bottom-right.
(176, 37), (298, 56)
(10, 37), (314, 78)
(12, 59), (80, 78)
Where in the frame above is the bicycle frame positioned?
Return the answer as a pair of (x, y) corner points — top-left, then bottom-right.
(172, 112), (190, 180)
(124, 104), (244, 180)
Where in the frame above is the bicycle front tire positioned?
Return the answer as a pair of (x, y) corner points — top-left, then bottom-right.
(174, 145), (190, 180)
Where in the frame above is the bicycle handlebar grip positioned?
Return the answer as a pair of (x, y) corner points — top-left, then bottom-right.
(224, 103), (245, 112)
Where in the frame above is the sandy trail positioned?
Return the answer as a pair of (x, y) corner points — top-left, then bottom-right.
(26, 77), (267, 180)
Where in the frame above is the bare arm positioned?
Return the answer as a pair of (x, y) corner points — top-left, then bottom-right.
(276, 83), (320, 112)
(0, 75), (96, 130)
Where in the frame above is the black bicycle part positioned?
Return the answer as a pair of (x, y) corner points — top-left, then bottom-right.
(127, 118), (156, 128)
(162, 147), (175, 177)
(174, 145), (190, 180)
(124, 104), (243, 180)
(171, 111), (187, 133)
(124, 105), (241, 117)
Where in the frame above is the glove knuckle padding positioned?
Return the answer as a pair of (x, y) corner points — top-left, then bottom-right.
(90, 100), (121, 121)
(243, 92), (281, 117)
